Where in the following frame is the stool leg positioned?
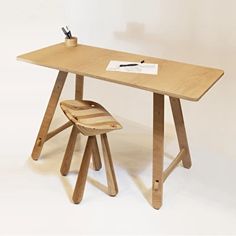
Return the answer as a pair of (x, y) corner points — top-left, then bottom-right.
(60, 125), (78, 176)
(73, 136), (93, 204)
(100, 133), (118, 196)
(91, 136), (102, 171)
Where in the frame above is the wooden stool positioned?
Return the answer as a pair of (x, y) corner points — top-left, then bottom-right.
(60, 100), (122, 204)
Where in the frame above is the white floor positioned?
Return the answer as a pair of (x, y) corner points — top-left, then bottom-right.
(1, 110), (236, 235)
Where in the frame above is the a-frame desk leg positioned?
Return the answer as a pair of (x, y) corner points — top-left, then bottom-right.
(152, 95), (192, 209)
(152, 93), (164, 209)
(75, 74), (84, 100)
(31, 71), (68, 160)
(169, 97), (192, 169)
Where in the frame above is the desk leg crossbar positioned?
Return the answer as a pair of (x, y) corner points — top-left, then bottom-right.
(152, 94), (192, 209)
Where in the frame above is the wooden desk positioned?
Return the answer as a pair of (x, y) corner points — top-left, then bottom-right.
(17, 42), (224, 209)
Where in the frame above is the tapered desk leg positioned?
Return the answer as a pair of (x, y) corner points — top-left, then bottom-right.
(75, 74), (84, 100)
(31, 71), (68, 160)
(169, 97), (192, 169)
(152, 93), (164, 209)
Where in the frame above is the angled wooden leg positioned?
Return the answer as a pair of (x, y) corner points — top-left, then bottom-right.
(170, 97), (192, 169)
(91, 136), (102, 171)
(100, 133), (118, 196)
(152, 93), (164, 209)
(75, 75), (102, 171)
(73, 136), (93, 204)
(31, 71), (68, 160)
(60, 125), (79, 176)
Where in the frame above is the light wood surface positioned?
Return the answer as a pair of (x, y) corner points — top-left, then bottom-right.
(91, 136), (102, 171)
(18, 42), (224, 209)
(72, 135), (118, 204)
(60, 125), (78, 176)
(60, 99), (120, 203)
(170, 97), (192, 168)
(74, 75), (102, 170)
(45, 121), (72, 142)
(31, 71), (68, 160)
(17, 43), (224, 101)
(32, 73), (84, 161)
(152, 93), (164, 209)
(65, 37), (78, 47)
(60, 100), (122, 136)
(101, 133), (118, 196)
(163, 149), (185, 182)
(73, 136), (94, 204)
(75, 74), (84, 100)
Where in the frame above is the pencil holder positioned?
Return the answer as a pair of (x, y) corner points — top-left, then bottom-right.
(65, 37), (78, 47)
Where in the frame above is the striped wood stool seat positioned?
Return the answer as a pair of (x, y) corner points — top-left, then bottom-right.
(60, 100), (122, 204)
(60, 100), (122, 136)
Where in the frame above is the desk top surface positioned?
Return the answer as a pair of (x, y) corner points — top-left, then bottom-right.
(17, 43), (224, 101)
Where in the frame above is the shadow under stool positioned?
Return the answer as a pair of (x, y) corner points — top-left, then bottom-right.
(60, 100), (122, 204)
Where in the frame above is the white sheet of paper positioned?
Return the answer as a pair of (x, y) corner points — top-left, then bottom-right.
(106, 60), (158, 75)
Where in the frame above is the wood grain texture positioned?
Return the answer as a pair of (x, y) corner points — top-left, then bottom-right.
(73, 136), (93, 204)
(163, 149), (185, 182)
(65, 37), (77, 47)
(45, 121), (72, 142)
(60, 100), (120, 203)
(152, 93), (164, 209)
(60, 125), (78, 176)
(91, 136), (102, 171)
(71, 135), (118, 204)
(17, 43), (224, 101)
(101, 133), (118, 196)
(60, 100), (122, 136)
(170, 97), (192, 169)
(74, 76), (102, 170)
(75, 74), (84, 100)
(31, 71), (68, 160)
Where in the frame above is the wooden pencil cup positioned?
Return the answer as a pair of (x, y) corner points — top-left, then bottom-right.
(65, 37), (78, 47)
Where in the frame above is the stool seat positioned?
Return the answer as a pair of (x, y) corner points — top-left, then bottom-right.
(60, 100), (122, 136)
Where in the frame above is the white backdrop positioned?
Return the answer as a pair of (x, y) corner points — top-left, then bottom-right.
(0, 0), (236, 235)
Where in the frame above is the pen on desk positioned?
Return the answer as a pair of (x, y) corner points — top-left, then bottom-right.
(120, 60), (145, 67)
